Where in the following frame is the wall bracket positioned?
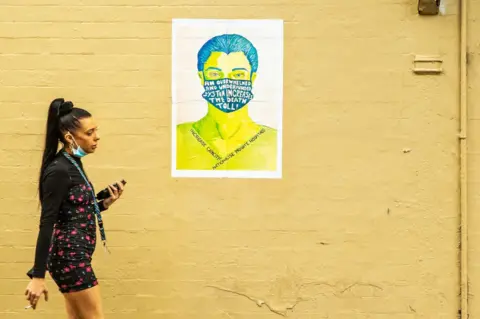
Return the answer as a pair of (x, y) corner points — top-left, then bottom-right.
(412, 55), (443, 75)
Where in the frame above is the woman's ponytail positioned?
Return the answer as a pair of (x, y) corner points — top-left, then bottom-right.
(38, 98), (68, 201)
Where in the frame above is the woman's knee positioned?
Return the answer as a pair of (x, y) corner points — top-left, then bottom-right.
(63, 286), (103, 319)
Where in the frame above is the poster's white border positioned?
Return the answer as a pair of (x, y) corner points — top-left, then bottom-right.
(171, 18), (283, 179)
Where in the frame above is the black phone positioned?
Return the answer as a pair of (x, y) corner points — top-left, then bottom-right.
(96, 179), (126, 200)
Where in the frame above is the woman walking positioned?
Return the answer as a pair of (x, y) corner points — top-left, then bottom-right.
(24, 98), (125, 318)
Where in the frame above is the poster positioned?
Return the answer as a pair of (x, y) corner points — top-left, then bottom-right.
(172, 19), (283, 178)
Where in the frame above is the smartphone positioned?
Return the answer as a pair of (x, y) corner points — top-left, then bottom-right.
(96, 179), (127, 200)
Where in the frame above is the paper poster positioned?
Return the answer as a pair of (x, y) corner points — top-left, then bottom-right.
(171, 19), (283, 178)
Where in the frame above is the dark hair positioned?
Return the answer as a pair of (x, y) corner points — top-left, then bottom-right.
(197, 34), (259, 73)
(38, 98), (91, 201)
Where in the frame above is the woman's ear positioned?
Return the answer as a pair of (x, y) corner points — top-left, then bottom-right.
(63, 132), (73, 146)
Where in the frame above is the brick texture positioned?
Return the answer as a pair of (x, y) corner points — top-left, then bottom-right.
(0, 1), (461, 318)
(468, 0), (480, 318)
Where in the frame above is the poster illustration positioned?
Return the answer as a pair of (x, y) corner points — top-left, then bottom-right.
(172, 19), (283, 178)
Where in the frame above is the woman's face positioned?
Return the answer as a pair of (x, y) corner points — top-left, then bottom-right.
(66, 116), (100, 154)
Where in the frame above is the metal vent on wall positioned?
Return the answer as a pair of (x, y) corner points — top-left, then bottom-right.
(418, 0), (440, 15)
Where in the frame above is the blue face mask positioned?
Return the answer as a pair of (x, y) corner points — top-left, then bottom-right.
(202, 78), (254, 113)
(69, 134), (88, 158)
(72, 144), (87, 158)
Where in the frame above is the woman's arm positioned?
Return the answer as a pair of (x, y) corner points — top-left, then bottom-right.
(31, 166), (70, 278)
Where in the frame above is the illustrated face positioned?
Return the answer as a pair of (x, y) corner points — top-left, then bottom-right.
(199, 52), (257, 84)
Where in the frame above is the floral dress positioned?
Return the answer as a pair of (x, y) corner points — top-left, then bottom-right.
(28, 152), (108, 293)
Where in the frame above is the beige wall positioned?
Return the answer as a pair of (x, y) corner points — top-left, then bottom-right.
(0, 1), (464, 318)
(469, 0), (480, 317)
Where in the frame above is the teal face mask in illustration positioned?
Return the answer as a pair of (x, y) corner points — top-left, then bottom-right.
(202, 78), (254, 113)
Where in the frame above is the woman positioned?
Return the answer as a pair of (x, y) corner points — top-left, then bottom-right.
(24, 98), (125, 318)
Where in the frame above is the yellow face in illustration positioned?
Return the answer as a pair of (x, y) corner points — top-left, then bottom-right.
(198, 52), (257, 84)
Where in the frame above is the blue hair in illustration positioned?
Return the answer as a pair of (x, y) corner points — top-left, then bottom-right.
(197, 34), (259, 73)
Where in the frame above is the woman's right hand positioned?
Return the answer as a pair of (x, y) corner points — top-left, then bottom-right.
(25, 278), (49, 309)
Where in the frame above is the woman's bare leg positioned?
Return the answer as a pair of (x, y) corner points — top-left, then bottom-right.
(64, 297), (79, 319)
(63, 285), (104, 319)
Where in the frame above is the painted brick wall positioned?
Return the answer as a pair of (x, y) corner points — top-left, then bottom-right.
(468, 0), (480, 317)
(0, 1), (461, 318)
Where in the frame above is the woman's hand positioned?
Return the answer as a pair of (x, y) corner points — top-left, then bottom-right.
(102, 180), (125, 209)
(25, 278), (48, 310)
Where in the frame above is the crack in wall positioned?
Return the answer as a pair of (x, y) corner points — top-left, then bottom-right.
(207, 281), (383, 317)
(207, 285), (307, 317)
